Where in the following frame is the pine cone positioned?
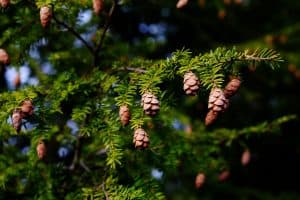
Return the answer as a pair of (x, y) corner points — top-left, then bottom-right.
(12, 108), (22, 132)
(21, 99), (34, 117)
(119, 105), (130, 126)
(208, 88), (228, 112)
(133, 128), (149, 149)
(40, 6), (52, 28)
(0, 49), (10, 65)
(141, 93), (160, 116)
(218, 170), (230, 182)
(223, 78), (241, 98)
(93, 0), (104, 15)
(195, 173), (206, 189)
(183, 71), (200, 96)
(205, 110), (218, 126)
(0, 0), (10, 8)
(14, 73), (21, 89)
(241, 149), (251, 166)
(176, 0), (188, 9)
(37, 140), (46, 160)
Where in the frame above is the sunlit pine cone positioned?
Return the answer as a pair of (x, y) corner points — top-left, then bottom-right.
(12, 108), (22, 132)
(241, 149), (251, 166)
(208, 88), (228, 113)
(0, 0), (10, 8)
(141, 92), (160, 116)
(205, 110), (218, 126)
(40, 6), (52, 28)
(176, 0), (188, 9)
(195, 173), (206, 189)
(133, 128), (149, 149)
(93, 0), (104, 15)
(183, 71), (200, 96)
(223, 78), (241, 98)
(0, 49), (10, 65)
(36, 140), (47, 160)
(119, 105), (130, 126)
(21, 99), (34, 118)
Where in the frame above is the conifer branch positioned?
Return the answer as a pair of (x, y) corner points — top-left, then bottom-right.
(52, 13), (94, 54)
(94, 0), (118, 66)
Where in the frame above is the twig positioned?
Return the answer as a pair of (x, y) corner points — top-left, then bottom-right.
(94, 0), (117, 66)
(52, 13), (94, 54)
(101, 182), (110, 200)
(69, 135), (83, 170)
(79, 159), (91, 172)
(124, 66), (147, 73)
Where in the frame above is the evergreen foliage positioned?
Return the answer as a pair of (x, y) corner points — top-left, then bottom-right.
(0, 0), (298, 199)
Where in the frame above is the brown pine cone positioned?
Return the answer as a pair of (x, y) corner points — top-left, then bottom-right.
(205, 110), (218, 126)
(93, 0), (104, 15)
(241, 149), (251, 166)
(37, 140), (46, 160)
(14, 73), (21, 89)
(141, 93), (160, 116)
(195, 173), (206, 189)
(0, 49), (10, 65)
(218, 170), (230, 182)
(176, 0), (188, 9)
(40, 6), (52, 28)
(183, 71), (200, 96)
(133, 128), (149, 149)
(0, 0), (10, 8)
(21, 99), (34, 117)
(119, 105), (130, 126)
(223, 78), (241, 98)
(12, 108), (22, 132)
(208, 88), (228, 113)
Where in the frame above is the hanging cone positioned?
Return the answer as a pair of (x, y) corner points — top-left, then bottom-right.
(119, 105), (130, 126)
(133, 128), (149, 149)
(40, 6), (52, 28)
(0, 49), (10, 65)
(141, 92), (160, 116)
(37, 140), (47, 160)
(176, 0), (189, 9)
(93, 0), (104, 15)
(14, 73), (21, 89)
(208, 88), (228, 113)
(223, 78), (241, 98)
(205, 110), (218, 126)
(12, 108), (22, 132)
(183, 71), (200, 96)
(218, 170), (230, 182)
(195, 173), (206, 189)
(0, 0), (10, 8)
(21, 99), (34, 117)
(241, 149), (251, 166)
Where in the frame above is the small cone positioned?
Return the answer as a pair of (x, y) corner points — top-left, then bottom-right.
(12, 108), (22, 132)
(21, 99), (34, 117)
(218, 170), (230, 182)
(208, 88), (228, 113)
(195, 173), (206, 189)
(176, 0), (189, 9)
(183, 71), (200, 96)
(14, 73), (21, 89)
(133, 128), (149, 149)
(37, 140), (46, 160)
(0, 49), (10, 65)
(119, 105), (130, 126)
(0, 0), (9, 8)
(223, 78), (241, 98)
(93, 0), (104, 15)
(241, 149), (251, 166)
(205, 110), (218, 126)
(40, 6), (52, 28)
(141, 92), (160, 116)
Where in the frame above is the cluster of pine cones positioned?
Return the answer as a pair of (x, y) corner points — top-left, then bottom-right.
(11, 99), (34, 132)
